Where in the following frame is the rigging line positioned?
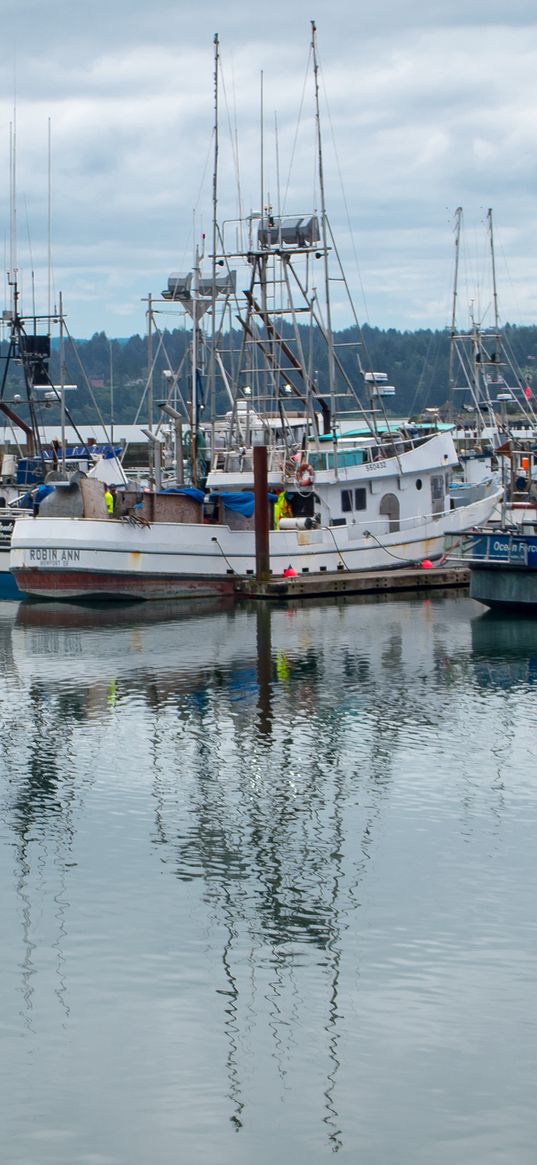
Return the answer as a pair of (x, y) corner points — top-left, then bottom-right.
(22, 196), (36, 318)
(496, 238), (525, 331)
(314, 107), (395, 446)
(283, 257), (378, 435)
(191, 128), (214, 228)
(501, 338), (537, 425)
(150, 316), (189, 418)
(406, 330), (443, 419)
(318, 66), (370, 326)
(219, 54), (244, 232)
(132, 324), (167, 428)
(62, 320), (114, 444)
(1, 413), (24, 459)
(281, 42), (313, 217)
(500, 331), (527, 392)
(324, 214), (391, 438)
(471, 215), (493, 328)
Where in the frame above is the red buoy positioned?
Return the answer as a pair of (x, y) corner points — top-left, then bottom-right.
(283, 565), (298, 577)
(421, 559), (434, 570)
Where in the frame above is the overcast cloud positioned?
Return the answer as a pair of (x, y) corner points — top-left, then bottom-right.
(1, 0), (537, 338)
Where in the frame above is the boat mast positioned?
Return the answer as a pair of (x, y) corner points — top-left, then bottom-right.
(311, 22), (334, 434)
(447, 207), (462, 420)
(9, 117), (17, 310)
(260, 68), (264, 261)
(3, 115), (42, 459)
(191, 242), (201, 488)
(59, 290), (66, 471)
(485, 208), (502, 443)
(147, 292), (153, 432)
(48, 118), (52, 320)
(209, 33), (219, 438)
(488, 208), (500, 340)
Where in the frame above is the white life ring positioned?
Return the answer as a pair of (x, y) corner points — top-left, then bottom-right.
(296, 461), (315, 488)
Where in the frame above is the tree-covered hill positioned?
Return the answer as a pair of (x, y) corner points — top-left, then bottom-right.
(3, 322), (536, 427)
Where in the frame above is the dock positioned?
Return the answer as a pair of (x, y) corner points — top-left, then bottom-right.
(234, 564), (470, 600)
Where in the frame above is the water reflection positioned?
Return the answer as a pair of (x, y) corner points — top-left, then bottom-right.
(471, 610), (537, 688)
(1, 593), (537, 1161)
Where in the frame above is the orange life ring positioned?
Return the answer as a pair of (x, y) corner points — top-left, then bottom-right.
(296, 461), (315, 487)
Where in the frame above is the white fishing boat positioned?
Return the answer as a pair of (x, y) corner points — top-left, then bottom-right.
(0, 281), (128, 598)
(9, 27), (501, 602)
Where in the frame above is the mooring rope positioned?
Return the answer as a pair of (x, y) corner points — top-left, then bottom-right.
(210, 535), (239, 574)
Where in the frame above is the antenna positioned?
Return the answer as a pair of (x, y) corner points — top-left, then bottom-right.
(48, 118), (52, 320)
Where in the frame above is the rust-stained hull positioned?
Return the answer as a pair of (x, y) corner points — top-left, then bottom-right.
(12, 567), (237, 602)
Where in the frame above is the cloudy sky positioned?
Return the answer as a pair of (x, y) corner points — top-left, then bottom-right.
(1, 0), (537, 339)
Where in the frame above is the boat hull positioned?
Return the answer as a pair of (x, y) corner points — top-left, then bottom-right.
(453, 527), (537, 610)
(11, 566), (236, 601)
(10, 489), (502, 601)
(0, 546), (23, 600)
(470, 564), (537, 610)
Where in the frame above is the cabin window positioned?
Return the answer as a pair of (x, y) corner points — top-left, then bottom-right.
(341, 489), (352, 513)
(431, 474), (445, 516)
(431, 475), (444, 501)
(341, 487), (366, 513)
(379, 492), (400, 532)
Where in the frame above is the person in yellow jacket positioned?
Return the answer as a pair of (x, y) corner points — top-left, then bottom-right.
(105, 487), (114, 515)
(274, 490), (293, 529)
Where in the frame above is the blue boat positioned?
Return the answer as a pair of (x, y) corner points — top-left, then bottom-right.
(450, 526), (537, 609)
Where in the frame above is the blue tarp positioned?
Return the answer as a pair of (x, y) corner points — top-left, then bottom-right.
(162, 488), (278, 517)
(209, 491), (279, 517)
(18, 483), (54, 509)
(161, 487), (205, 503)
(210, 491), (256, 517)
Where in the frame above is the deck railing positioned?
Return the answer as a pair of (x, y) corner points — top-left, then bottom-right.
(446, 530), (529, 567)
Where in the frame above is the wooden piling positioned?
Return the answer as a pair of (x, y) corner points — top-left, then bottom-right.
(253, 445), (270, 582)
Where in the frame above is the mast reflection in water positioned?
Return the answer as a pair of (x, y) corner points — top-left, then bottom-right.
(1, 593), (537, 1164)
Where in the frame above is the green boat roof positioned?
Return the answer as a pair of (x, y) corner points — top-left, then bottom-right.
(318, 421), (454, 441)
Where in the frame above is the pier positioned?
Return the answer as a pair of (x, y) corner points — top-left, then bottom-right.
(234, 564), (469, 600)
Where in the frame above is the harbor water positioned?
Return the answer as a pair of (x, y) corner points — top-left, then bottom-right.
(1, 592), (537, 1164)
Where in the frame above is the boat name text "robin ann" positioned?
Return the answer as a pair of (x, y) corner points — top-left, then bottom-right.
(29, 548), (81, 564)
